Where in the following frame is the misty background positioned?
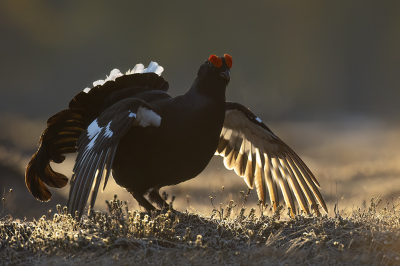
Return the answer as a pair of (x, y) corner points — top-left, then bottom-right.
(1, 1), (400, 219)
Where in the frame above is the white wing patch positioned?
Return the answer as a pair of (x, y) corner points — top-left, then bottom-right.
(85, 120), (114, 151)
(135, 107), (161, 127)
(87, 119), (101, 139)
(85, 108), (160, 154)
(86, 109), (160, 150)
(86, 134), (98, 150)
(104, 122), (113, 138)
(84, 62), (164, 92)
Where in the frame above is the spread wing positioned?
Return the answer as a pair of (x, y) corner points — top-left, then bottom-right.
(215, 102), (327, 216)
(67, 98), (161, 217)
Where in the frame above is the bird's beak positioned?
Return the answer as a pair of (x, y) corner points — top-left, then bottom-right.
(220, 70), (230, 81)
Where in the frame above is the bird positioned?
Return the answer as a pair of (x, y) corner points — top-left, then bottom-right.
(25, 54), (328, 217)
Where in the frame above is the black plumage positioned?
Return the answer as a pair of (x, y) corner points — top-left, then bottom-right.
(25, 55), (328, 217)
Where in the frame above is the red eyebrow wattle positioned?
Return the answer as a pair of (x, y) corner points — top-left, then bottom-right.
(208, 55), (222, 68)
(224, 54), (232, 69)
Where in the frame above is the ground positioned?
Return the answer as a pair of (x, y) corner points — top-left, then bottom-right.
(1, 194), (400, 266)
(2, 119), (400, 265)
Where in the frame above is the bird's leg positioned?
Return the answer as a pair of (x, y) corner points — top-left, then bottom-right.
(129, 190), (156, 212)
(148, 188), (170, 211)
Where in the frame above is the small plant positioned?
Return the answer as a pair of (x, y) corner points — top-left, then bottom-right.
(0, 188), (12, 218)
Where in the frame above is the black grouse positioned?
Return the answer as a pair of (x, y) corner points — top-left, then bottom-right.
(25, 54), (328, 217)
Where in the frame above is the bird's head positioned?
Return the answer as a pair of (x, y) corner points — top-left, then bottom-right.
(195, 54), (232, 95)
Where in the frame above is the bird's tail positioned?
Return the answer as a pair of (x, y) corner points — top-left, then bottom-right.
(25, 109), (86, 201)
(26, 62), (169, 201)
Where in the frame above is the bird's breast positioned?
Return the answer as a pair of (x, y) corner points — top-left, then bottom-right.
(112, 99), (226, 190)
(160, 100), (225, 162)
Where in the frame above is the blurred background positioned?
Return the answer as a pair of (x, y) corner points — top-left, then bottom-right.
(1, 1), (400, 219)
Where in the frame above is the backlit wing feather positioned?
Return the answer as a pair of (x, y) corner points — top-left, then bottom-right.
(215, 102), (327, 216)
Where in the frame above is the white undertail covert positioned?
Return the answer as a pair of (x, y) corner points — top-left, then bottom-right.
(84, 62), (164, 93)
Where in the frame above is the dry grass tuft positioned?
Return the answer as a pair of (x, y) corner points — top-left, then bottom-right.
(1, 195), (400, 265)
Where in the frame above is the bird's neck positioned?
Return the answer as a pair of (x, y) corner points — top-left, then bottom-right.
(187, 77), (226, 102)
